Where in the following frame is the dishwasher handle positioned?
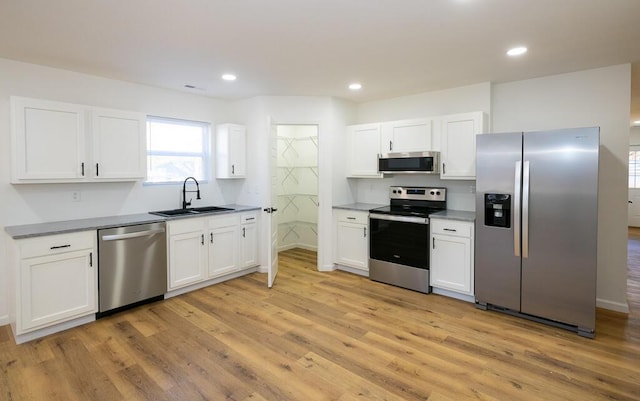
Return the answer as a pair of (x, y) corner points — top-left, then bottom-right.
(101, 228), (165, 241)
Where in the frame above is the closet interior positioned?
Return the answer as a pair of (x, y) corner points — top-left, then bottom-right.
(276, 125), (318, 252)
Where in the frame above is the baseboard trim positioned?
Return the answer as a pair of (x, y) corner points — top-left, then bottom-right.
(432, 287), (475, 303)
(0, 314), (9, 327)
(596, 298), (630, 314)
(335, 264), (369, 277)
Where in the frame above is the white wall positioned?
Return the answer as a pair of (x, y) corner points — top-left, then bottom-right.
(0, 58), (235, 324)
(350, 82), (492, 211)
(492, 64), (631, 313)
(630, 126), (640, 145)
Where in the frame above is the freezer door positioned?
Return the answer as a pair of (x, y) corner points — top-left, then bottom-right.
(521, 128), (598, 331)
(475, 132), (523, 310)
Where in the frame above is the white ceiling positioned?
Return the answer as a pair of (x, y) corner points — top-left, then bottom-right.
(1, 0), (640, 124)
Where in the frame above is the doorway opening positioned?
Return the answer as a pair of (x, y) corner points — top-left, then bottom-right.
(276, 124), (319, 269)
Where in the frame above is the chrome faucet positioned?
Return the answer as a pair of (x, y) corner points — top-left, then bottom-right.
(182, 177), (201, 209)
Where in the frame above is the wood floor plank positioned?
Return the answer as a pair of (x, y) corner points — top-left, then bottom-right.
(1, 246), (639, 400)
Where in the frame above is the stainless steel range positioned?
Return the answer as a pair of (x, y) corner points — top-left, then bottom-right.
(369, 186), (446, 293)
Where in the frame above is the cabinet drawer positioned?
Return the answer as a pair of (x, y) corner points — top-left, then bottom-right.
(209, 213), (240, 229)
(431, 219), (472, 238)
(335, 209), (368, 225)
(18, 231), (95, 259)
(241, 213), (258, 225)
(168, 217), (207, 235)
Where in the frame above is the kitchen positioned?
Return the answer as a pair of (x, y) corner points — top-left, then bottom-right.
(0, 0), (639, 399)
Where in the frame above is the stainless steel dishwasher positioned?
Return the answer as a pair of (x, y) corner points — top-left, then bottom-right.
(97, 222), (167, 316)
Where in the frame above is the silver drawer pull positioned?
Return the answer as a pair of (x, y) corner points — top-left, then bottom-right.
(245, 217), (255, 221)
(443, 228), (457, 232)
(50, 244), (71, 250)
(347, 217), (356, 220)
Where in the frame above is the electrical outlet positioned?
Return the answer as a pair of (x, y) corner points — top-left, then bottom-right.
(72, 191), (81, 202)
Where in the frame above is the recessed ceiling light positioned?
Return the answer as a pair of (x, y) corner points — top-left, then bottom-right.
(349, 83), (362, 90)
(507, 46), (528, 56)
(222, 74), (237, 81)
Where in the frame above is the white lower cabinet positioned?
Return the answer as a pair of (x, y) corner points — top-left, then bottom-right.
(10, 231), (97, 339)
(240, 213), (258, 268)
(208, 214), (240, 278)
(167, 211), (259, 291)
(430, 219), (474, 297)
(333, 209), (369, 272)
(168, 217), (208, 290)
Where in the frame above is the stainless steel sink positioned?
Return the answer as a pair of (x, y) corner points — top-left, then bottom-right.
(150, 206), (233, 217)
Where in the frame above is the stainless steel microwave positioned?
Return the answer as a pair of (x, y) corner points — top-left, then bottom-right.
(378, 151), (440, 174)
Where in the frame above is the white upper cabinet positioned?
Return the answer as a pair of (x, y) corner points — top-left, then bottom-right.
(346, 123), (382, 178)
(10, 97), (147, 183)
(381, 118), (433, 153)
(11, 97), (86, 181)
(439, 111), (486, 180)
(216, 123), (246, 179)
(92, 108), (146, 180)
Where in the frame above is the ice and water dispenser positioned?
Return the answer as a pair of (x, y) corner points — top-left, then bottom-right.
(484, 194), (511, 228)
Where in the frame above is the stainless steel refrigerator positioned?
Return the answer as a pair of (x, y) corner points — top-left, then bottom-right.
(475, 127), (599, 337)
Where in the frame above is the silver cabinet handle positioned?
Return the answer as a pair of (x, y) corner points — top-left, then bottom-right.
(242, 227), (246, 238)
(514, 161), (522, 257)
(210, 233), (213, 244)
(432, 237), (435, 249)
(232, 164), (235, 174)
(522, 160), (530, 258)
(50, 244), (71, 250)
(89, 252), (93, 267)
(389, 140), (393, 151)
(201, 234), (204, 245)
(347, 217), (356, 220)
(363, 227), (367, 237)
(443, 228), (457, 232)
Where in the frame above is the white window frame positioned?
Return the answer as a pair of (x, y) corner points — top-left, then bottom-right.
(630, 145), (640, 189)
(145, 116), (211, 185)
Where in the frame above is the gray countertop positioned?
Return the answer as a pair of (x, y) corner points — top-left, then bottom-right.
(333, 203), (386, 212)
(4, 204), (261, 239)
(429, 210), (476, 222)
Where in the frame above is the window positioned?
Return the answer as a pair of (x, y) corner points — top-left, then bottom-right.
(146, 116), (210, 183)
(630, 146), (640, 189)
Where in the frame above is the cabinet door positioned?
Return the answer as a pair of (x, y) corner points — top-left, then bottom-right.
(11, 97), (86, 182)
(335, 221), (368, 270)
(430, 234), (472, 294)
(209, 225), (239, 277)
(92, 108), (146, 180)
(440, 112), (484, 180)
(168, 230), (207, 289)
(381, 119), (432, 153)
(216, 124), (246, 178)
(347, 123), (382, 178)
(240, 223), (258, 268)
(19, 249), (96, 332)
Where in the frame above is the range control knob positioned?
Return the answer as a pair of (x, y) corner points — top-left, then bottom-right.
(436, 191), (441, 195)
(430, 191), (435, 195)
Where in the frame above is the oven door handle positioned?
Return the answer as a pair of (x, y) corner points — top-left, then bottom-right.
(369, 214), (428, 224)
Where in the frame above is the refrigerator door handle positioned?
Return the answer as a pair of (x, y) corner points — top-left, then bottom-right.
(514, 161), (522, 257)
(522, 161), (530, 258)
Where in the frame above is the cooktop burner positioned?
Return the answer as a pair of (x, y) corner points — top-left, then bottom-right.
(369, 186), (447, 217)
(369, 205), (443, 218)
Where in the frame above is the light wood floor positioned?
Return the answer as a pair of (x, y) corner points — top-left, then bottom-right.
(1, 247), (639, 401)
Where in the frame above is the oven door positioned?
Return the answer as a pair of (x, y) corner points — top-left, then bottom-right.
(369, 214), (429, 269)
